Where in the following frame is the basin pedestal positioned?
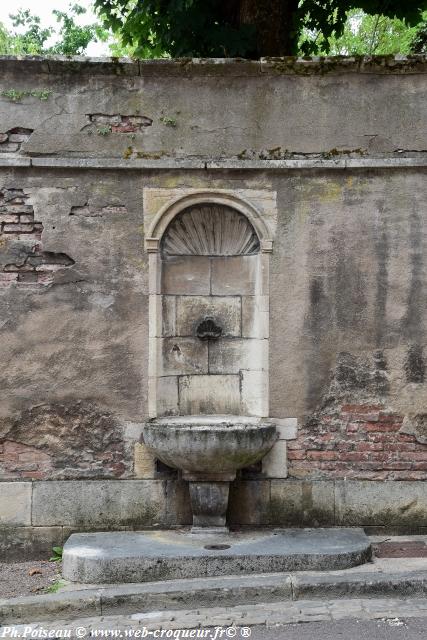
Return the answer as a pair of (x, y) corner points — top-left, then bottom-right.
(186, 475), (233, 532)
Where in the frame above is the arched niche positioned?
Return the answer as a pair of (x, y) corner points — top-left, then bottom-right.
(147, 194), (272, 419)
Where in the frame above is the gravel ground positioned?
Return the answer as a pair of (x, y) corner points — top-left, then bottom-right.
(0, 560), (62, 599)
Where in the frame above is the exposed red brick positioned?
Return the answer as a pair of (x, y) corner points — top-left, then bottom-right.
(288, 403), (427, 481)
(399, 451), (427, 461)
(0, 439), (53, 479)
(111, 123), (137, 133)
(364, 423), (400, 432)
(287, 450), (306, 460)
(356, 442), (384, 451)
(307, 450), (337, 461)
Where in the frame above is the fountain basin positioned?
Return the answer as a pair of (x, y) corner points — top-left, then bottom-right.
(143, 415), (277, 530)
(143, 415), (278, 481)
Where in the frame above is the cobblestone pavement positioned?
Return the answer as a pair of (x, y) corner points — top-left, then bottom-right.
(3, 597), (427, 637)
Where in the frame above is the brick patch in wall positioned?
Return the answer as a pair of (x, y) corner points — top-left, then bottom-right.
(288, 404), (427, 481)
(0, 127), (33, 153)
(0, 440), (53, 480)
(0, 401), (129, 480)
(83, 113), (153, 134)
(0, 188), (74, 286)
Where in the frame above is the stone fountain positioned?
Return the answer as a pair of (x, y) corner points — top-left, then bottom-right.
(62, 194), (371, 584)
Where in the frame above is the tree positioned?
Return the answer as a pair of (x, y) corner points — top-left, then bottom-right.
(411, 18), (427, 52)
(300, 9), (424, 56)
(94, 0), (427, 58)
(0, 4), (103, 56)
(49, 4), (104, 55)
(4, 9), (53, 54)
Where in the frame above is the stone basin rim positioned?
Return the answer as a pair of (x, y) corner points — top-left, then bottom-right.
(146, 415), (276, 429)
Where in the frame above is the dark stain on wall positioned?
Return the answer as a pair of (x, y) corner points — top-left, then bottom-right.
(305, 275), (334, 410)
(374, 204), (389, 345)
(334, 254), (367, 330)
(402, 205), (423, 341)
(405, 344), (425, 383)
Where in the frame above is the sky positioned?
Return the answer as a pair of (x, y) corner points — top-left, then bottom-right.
(0, 0), (110, 54)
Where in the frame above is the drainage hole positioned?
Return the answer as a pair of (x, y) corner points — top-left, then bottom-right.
(204, 544), (231, 550)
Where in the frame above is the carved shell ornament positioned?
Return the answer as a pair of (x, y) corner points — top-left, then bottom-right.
(161, 204), (260, 257)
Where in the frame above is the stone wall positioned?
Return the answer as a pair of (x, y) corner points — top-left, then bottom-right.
(0, 55), (427, 555)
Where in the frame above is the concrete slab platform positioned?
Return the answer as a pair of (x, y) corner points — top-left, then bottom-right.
(62, 528), (371, 584)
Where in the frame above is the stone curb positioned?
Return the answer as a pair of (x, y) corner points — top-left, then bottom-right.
(2, 569), (427, 625)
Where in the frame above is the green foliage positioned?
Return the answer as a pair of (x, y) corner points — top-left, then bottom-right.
(97, 125), (112, 135)
(299, 0), (425, 55)
(94, 0), (427, 57)
(49, 546), (63, 562)
(0, 4), (103, 56)
(8, 9), (53, 54)
(1, 89), (52, 101)
(0, 1), (425, 59)
(95, 0), (256, 57)
(49, 4), (103, 55)
(160, 116), (177, 127)
(0, 22), (12, 54)
(46, 579), (67, 593)
(301, 9), (424, 55)
(411, 19), (427, 53)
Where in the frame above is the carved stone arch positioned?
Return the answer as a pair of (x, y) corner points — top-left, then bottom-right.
(146, 192), (273, 254)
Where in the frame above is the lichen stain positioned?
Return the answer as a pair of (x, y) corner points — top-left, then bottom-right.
(319, 182), (342, 203)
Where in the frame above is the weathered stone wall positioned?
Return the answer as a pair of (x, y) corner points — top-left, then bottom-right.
(0, 56), (427, 552)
